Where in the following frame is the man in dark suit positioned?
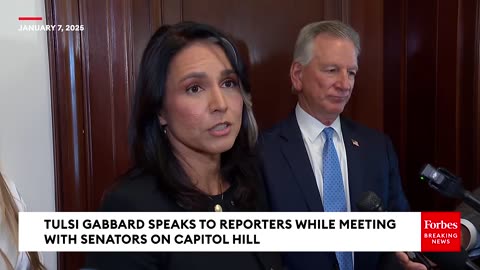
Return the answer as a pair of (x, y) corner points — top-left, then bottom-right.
(259, 21), (423, 270)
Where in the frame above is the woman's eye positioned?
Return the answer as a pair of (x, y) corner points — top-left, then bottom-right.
(186, 85), (202, 94)
(221, 79), (239, 88)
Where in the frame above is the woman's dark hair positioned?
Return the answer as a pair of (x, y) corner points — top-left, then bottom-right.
(130, 21), (259, 211)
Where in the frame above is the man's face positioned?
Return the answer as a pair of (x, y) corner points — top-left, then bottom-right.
(291, 33), (358, 124)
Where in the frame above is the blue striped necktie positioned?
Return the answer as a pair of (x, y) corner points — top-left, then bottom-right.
(322, 127), (353, 270)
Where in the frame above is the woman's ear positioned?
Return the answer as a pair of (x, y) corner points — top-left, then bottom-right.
(158, 112), (167, 126)
(290, 61), (304, 92)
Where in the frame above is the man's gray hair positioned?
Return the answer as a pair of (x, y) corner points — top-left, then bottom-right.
(293, 20), (361, 65)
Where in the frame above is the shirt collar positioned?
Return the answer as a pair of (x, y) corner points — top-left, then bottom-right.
(295, 103), (343, 142)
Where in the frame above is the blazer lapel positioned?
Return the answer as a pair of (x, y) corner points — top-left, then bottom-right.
(279, 113), (324, 211)
(340, 117), (364, 212)
(341, 117), (366, 269)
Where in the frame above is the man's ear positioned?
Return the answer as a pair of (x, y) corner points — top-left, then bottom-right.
(290, 62), (303, 92)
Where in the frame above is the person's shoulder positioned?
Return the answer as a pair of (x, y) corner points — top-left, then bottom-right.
(111, 168), (158, 194)
(258, 123), (286, 152)
(259, 115), (295, 143)
(262, 119), (288, 136)
(99, 168), (174, 211)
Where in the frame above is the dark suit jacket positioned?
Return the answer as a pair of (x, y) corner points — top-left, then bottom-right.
(259, 113), (409, 270)
(85, 170), (282, 270)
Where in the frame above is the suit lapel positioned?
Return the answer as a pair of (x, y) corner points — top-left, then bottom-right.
(279, 113), (324, 211)
(341, 117), (366, 269)
(340, 117), (364, 212)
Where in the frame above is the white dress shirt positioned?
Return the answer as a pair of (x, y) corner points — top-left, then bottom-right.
(296, 104), (355, 266)
(295, 104), (351, 211)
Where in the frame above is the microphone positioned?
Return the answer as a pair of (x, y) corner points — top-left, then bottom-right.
(459, 217), (479, 252)
(419, 164), (480, 268)
(356, 191), (434, 269)
(357, 191), (480, 270)
(420, 164), (480, 214)
(356, 191), (385, 212)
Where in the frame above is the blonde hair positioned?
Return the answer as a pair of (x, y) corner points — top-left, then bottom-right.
(0, 173), (46, 270)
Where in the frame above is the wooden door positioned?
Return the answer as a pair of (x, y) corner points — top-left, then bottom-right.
(44, 1), (480, 270)
(46, 1), (381, 269)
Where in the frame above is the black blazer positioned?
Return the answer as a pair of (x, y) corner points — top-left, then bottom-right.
(259, 113), (409, 270)
(85, 170), (283, 270)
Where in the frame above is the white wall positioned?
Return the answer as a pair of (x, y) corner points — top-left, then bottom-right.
(0, 0), (57, 269)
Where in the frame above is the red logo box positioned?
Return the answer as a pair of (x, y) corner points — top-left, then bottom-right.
(421, 212), (461, 252)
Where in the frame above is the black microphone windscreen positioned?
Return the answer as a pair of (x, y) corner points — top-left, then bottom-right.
(356, 191), (384, 212)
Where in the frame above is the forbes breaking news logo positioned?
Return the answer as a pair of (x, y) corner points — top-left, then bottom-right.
(421, 212), (461, 252)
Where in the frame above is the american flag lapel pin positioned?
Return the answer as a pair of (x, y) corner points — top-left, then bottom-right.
(351, 139), (359, 147)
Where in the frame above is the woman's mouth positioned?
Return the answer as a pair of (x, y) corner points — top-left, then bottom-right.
(209, 122), (232, 136)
